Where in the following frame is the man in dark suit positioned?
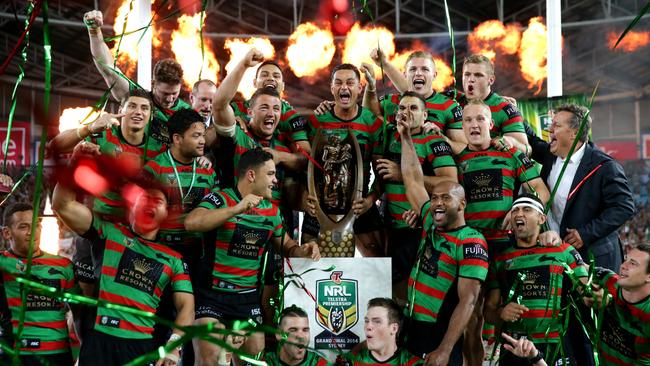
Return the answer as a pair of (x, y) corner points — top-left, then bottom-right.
(524, 104), (635, 272)
(519, 104), (636, 366)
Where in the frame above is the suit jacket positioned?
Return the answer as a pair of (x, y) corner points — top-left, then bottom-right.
(528, 132), (636, 262)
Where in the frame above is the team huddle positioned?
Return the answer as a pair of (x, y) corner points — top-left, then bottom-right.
(0, 8), (648, 366)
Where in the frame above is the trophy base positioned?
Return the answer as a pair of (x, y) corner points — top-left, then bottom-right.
(318, 228), (355, 257)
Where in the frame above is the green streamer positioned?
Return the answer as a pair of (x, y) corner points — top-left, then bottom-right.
(2, 2), (38, 174)
(612, 2), (650, 49)
(544, 82), (600, 215)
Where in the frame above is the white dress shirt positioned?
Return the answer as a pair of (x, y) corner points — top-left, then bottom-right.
(546, 143), (587, 232)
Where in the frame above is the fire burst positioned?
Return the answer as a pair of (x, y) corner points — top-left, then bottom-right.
(224, 38), (276, 99)
(608, 30), (650, 52)
(342, 23), (396, 79)
(170, 13), (220, 89)
(519, 17), (547, 94)
(286, 22), (336, 79)
(468, 20), (521, 61)
(58, 107), (102, 132)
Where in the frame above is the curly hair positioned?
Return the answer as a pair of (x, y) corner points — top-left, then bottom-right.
(153, 58), (183, 85)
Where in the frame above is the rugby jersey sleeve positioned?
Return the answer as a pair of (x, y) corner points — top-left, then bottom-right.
(457, 230), (489, 281)
(427, 137), (456, 169)
(446, 101), (463, 130)
(499, 102), (525, 134)
(198, 189), (227, 210)
(170, 257), (193, 294)
(280, 102), (308, 142)
(563, 244), (588, 278)
(512, 148), (540, 183)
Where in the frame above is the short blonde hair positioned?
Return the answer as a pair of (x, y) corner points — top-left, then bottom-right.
(405, 51), (436, 69)
(464, 98), (491, 115)
(463, 54), (494, 76)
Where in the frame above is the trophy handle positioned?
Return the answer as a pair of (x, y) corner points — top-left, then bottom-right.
(307, 128), (330, 224)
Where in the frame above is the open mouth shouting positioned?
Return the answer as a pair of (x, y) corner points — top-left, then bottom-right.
(263, 116), (276, 130)
(466, 84), (475, 95)
(339, 90), (352, 105)
(263, 81), (277, 89)
(514, 218), (526, 230)
(433, 207), (446, 222)
(412, 78), (426, 89)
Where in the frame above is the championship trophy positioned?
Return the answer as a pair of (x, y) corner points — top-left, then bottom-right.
(307, 129), (364, 257)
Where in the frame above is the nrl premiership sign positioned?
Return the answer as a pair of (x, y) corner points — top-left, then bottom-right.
(284, 258), (391, 355)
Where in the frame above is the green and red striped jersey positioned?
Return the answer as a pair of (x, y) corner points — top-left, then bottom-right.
(380, 92), (463, 132)
(0, 251), (76, 355)
(379, 125), (456, 229)
(307, 107), (383, 194)
(456, 146), (539, 242)
(231, 99), (309, 143)
(594, 268), (650, 365)
(345, 347), (423, 365)
(198, 188), (283, 293)
(143, 151), (218, 246)
(147, 97), (193, 144)
(83, 217), (192, 339)
(456, 91), (525, 137)
(86, 125), (166, 221)
(228, 126), (291, 206)
(489, 242), (587, 343)
(265, 350), (328, 366)
(407, 201), (489, 323)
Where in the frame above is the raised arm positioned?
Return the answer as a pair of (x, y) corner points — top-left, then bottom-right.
(52, 144), (98, 235)
(398, 119), (429, 210)
(48, 113), (122, 154)
(83, 10), (129, 102)
(370, 48), (408, 92)
(360, 62), (381, 118)
(184, 193), (262, 232)
(212, 48), (264, 128)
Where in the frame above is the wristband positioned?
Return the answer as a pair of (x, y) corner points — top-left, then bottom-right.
(167, 333), (183, 352)
(76, 126), (83, 140)
(528, 350), (544, 364)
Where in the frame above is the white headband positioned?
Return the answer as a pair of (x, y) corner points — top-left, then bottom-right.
(512, 197), (545, 215)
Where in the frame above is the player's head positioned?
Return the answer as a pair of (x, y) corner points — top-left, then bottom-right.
(168, 108), (206, 159)
(152, 58), (183, 109)
(237, 148), (277, 200)
(397, 91), (428, 130)
(330, 64), (362, 110)
(462, 99), (493, 149)
(510, 193), (546, 240)
(618, 243), (650, 290)
(2, 203), (40, 255)
(364, 298), (402, 353)
(462, 54), (495, 100)
(549, 104), (591, 159)
(255, 60), (285, 93)
(130, 188), (168, 234)
(248, 87), (282, 140)
(190, 79), (217, 119)
(277, 305), (310, 362)
(404, 51), (437, 96)
(120, 89), (153, 132)
(429, 181), (466, 228)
